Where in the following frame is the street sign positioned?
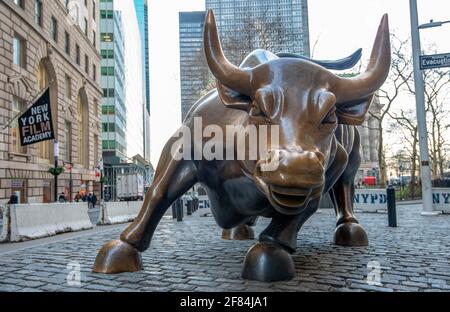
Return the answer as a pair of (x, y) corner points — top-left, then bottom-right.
(420, 52), (450, 70)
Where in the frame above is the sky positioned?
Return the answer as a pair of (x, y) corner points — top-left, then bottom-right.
(146, 0), (450, 166)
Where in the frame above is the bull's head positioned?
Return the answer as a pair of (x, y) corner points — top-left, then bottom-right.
(204, 10), (391, 215)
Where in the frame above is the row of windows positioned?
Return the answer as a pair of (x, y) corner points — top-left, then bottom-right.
(12, 0), (98, 82)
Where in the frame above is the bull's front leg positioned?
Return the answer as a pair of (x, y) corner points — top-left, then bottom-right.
(329, 132), (368, 247)
(93, 137), (198, 273)
(241, 201), (319, 282)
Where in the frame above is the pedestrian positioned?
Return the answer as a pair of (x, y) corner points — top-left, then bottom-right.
(74, 192), (81, 202)
(87, 193), (93, 208)
(7, 193), (19, 205)
(82, 193), (88, 202)
(91, 193), (98, 208)
(58, 192), (67, 203)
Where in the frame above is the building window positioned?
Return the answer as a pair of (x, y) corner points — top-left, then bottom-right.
(93, 64), (97, 81)
(11, 97), (27, 154)
(85, 55), (89, 74)
(93, 135), (98, 167)
(84, 18), (88, 36)
(35, 0), (43, 26)
(100, 10), (113, 19)
(92, 30), (96, 47)
(75, 44), (80, 65)
(101, 33), (113, 42)
(102, 89), (115, 98)
(64, 121), (72, 162)
(101, 67), (114, 76)
(102, 105), (115, 115)
(65, 32), (70, 55)
(14, 0), (25, 9)
(65, 75), (72, 99)
(51, 17), (58, 42)
(13, 34), (26, 68)
(100, 50), (114, 59)
(77, 93), (88, 167)
(92, 1), (96, 20)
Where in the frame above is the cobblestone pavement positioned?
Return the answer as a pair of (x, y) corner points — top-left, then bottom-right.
(0, 204), (449, 292)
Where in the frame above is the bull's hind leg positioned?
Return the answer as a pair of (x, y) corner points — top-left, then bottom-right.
(93, 137), (198, 273)
(330, 130), (368, 246)
(221, 217), (257, 240)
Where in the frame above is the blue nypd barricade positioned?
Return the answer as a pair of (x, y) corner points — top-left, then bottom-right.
(182, 189), (450, 214)
(432, 188), (450, 214)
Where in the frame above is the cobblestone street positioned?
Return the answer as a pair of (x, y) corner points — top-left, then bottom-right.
(0, 204), (449, 292)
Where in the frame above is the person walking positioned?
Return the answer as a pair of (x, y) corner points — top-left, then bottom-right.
(91, 193), (98, 208)
(74, 192), (81, 202)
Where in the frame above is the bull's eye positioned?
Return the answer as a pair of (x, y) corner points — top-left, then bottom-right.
(322, 108), (337, 125)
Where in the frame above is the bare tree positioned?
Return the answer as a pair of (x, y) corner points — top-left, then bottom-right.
(221, 7), (291, 64)
(423, 68), (450, 179)
(183, 8), (293, 103)
(388, 109), (419, 198)
(372, 35), (414, 187)
(395, 44), (450, 180)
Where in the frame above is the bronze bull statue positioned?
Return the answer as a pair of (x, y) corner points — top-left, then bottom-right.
(93, 10), (391, 282)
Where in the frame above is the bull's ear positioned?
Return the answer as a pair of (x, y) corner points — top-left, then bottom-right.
(217, 82), (252, 111)
(336, 94), (374, 125)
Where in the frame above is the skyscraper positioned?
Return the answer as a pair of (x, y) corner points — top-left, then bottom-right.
(134, 0), (151, 162)
(206, 0), (310, 59)
(179, 1), (311, 119)
(179, 11), (207, 120)
(100, 1), (127, 164)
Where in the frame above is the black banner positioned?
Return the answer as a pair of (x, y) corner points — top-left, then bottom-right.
(19, 88), (55, 146)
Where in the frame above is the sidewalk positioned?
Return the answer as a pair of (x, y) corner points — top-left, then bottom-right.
(0, 205), (449, 292)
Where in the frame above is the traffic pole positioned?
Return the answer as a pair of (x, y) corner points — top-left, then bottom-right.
(409, 0), (439, 215)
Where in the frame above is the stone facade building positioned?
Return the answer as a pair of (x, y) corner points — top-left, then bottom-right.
(0, 0), (102, 204)
(355, 96), (382, 184)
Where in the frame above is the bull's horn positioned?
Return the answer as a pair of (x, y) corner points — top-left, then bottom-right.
(204, 10), (252, 95)
(333, 14), (391, 103)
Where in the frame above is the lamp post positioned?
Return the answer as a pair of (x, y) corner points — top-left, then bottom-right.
(65, 161), (73, 202)
(98, 159), (104, 201)
(408, 0), (440, 215)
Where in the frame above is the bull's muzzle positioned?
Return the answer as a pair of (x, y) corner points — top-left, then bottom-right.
(254, 149), (325, 213)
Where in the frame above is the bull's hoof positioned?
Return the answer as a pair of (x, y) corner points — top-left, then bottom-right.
(93, 240), (143, 274)
(242, 242), (295, 282)
(222, 224), (255, 240)
(334, 222), (369, 247)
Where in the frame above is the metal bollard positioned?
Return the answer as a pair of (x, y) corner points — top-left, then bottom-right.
(172, 204), (177, 219)
(386, 185), (397, 227)
(176, 199), (183, 222)
(187, 200), (192, 215)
